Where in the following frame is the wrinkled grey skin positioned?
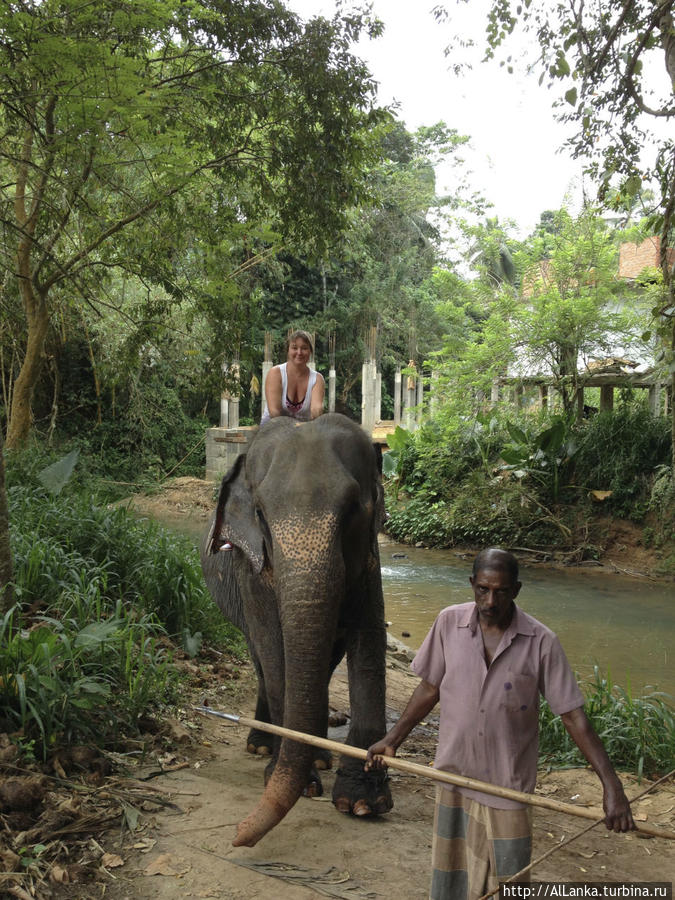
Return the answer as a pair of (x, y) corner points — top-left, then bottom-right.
(200, 414), (391, 847)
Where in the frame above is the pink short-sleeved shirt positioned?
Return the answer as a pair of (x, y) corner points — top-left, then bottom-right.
(411, 602), (584, 809)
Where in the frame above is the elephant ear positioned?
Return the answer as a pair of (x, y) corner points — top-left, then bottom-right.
(208, 454), (265, 574)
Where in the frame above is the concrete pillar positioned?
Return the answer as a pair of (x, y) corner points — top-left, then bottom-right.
(430, 369), (438, 415)
(394, 366), (402, 425)
(219, 397), (229, 428)
(220, 360), (229, 427)
(221, 361), (240, 428)
(262, 360), (272, 412)
(405, 362), (417, 431)
(576, 387), (584, 419)
(205, 426), (255, 481)
(515, 384), (523, 408)
(329, 367), (336, 413)
(416, 369), (424, 414)
(362, 360), (376, 435)
(648, 383), (659, 416)
(375, 370), (382, 423)
(490, 379), (499, 405)
(600, 385), (614, 413)
(538, 384), (548, 408)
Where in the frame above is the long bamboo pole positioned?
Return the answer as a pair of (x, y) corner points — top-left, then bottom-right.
(193, 707), (675, 841)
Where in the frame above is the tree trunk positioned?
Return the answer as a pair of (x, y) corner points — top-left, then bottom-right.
(7, 112), (51, 450)
(671, 321), (674, 467)
(0, 428), (13, 614)
(5, 284), (49, 449)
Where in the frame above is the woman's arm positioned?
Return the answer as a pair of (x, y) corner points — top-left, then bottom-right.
(264, 366), (283, 419)
(310, 372), (325, 419)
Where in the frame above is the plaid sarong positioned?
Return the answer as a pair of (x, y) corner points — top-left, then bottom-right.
(430, 786), (532, 900)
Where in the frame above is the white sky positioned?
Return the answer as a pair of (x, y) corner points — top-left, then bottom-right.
(288, 0), (588, 236)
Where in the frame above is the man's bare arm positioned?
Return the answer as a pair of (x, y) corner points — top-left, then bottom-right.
(560, 705), (635, 832)
(365, 679), (439, 769)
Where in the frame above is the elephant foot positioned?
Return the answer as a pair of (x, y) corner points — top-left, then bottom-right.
(302, 767), (324, 798)
(332, 764), (392, 817)
(313, 748), (333, 771)
(246, 728), (273, 757)
(328, 707), (348, 727)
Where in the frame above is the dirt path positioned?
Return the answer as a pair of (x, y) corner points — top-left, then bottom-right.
(67, 650), (673, 900)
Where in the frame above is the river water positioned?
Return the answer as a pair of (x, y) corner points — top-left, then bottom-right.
(161, 510), (673, 699)
(379, 538), (674, 698)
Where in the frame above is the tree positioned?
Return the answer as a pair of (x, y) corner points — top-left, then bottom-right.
(0, 430), (12, 614)
(250, 120), (479, 414)
(435, 0), (675, 458)
(433, 208), (644, 417)
(0, 0), (384, 447)
(466, 216), (518, 291)
(512, 208), (641, 413)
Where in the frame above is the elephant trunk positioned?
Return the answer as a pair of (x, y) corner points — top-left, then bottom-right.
(234, 536), (341, 847)
(232, 742), (315, 847)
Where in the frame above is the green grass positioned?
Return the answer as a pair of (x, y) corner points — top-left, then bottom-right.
(1, 477), (245, 758)
(539, 667), (675, 776)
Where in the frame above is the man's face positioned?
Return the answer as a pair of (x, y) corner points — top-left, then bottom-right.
(469, 567), (521, 629)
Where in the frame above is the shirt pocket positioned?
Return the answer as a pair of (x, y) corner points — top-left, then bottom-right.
(498, 671), (539, 714)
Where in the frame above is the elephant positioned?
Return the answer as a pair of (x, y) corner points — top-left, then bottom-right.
(200, 413), (392, 848)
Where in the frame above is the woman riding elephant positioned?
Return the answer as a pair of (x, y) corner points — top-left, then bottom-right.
(201, 413), (392, 847)
(260, 330), (325, 424)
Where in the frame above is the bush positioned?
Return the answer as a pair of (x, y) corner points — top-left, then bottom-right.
(571, 405), (671, 518)
(385, 473), (559, 549)
(539, 667), (675, 776)
(411, 415), (508, 500)
(1, 478), (245, 757)
(9, 485), (240, 644)
(0, 602), (172, 753)
(385, 499), (453, 546)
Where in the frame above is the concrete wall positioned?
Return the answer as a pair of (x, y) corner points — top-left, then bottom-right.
(205, 426), (256, 481)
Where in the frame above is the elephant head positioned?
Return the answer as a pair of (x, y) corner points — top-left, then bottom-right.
(206, 414), (386, 847)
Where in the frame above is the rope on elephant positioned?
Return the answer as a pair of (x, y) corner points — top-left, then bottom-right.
(227, 859), (377, 899)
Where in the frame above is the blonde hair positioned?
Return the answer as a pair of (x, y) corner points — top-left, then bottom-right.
(286, 330), (314, 356)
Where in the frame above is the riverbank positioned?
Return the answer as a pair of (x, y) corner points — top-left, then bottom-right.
(40, 645), (675, 898)
(125, 476), (673, 581)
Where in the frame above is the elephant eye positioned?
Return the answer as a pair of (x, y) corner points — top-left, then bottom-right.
(345, 499), (361, 519)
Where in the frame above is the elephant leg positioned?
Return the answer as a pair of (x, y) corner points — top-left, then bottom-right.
(311, 634), (348, 772)
(246, 654), (274, 758)
(333, 575), (392, 817)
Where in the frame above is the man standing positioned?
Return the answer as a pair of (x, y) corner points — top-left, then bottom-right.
(366, 548), (634, 898)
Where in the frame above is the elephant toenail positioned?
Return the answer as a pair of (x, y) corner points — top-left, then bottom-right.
(353, 800), (371, 816)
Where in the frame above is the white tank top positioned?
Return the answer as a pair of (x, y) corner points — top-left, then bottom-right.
(261, 363), (320, 424)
